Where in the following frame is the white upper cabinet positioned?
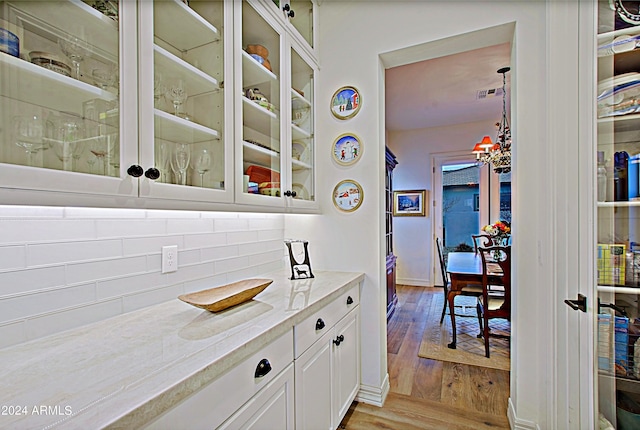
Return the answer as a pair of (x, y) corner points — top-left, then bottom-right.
(262, 0), (316, 60)
(0, 0), (136, 202)
(138, 0), (234, 205)
(0, 0), (316, 212)
(235, 0), (317, 210)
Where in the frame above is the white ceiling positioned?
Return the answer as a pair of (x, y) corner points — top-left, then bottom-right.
(385, 42), (512, 131)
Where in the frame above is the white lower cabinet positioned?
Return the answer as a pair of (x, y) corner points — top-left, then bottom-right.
(143, 329), (293, 430)
(294, 286), (361, 430)
(219, 364), (295, 430)
(143, 283), (360, 430)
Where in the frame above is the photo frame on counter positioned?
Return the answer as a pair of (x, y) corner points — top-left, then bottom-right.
(393, 189), (427, 217)
(330, 86), (361, 120)
(332, 179), (363, 212)
(332, 133), (362, 166)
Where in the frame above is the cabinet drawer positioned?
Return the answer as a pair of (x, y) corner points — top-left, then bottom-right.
(294, 283), (360, 358)
(145, 329), (293, 430)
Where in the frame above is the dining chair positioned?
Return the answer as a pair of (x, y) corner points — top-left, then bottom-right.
(472, 234), (493, 253)
(435, 237), (482, 324)
(476, 245), (511, 358)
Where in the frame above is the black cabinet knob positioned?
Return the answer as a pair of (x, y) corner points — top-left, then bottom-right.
(287, 9), (294, 18)
(346, 296), (353, 305)
(127, 165), (144, 177)
(144, 167), (160, 180)
(333, 334), (345, 346)
(315, 318), (325, 330)
(284, 190), (298, 197)
(254, 358), (272, 378)
(282, 3), (290, 11)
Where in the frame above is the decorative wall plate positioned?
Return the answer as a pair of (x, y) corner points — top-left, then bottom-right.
(330, 86), (361, 120)
(332, 133), (362, 166)
(332, 179), (363, 212)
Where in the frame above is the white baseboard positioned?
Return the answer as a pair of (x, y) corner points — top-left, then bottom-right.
(396, 277), (431, 287)
(355, 373), (390, 407)
(508, 397), (539, 430)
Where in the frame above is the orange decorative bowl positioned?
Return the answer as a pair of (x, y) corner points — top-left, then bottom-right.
(246, 44), (269, 59)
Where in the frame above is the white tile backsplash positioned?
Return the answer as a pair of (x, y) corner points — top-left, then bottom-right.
(0, 206), (285, 349)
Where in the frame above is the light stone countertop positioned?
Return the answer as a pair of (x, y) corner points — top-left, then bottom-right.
(0, 269), (364, 430)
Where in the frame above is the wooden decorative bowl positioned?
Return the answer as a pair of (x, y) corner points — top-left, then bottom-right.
(178, 278), (273, 312)
(246, 44), (269, 59)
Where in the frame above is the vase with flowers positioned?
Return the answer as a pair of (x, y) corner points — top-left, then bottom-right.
(482, 220), (511, 246)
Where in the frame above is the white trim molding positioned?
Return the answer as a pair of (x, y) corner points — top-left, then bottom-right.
(355, 373), (390, 407)
(509, 398), (540, 430)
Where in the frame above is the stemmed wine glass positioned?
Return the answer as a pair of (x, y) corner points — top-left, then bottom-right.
(193, 148), (212, 187)
(170, 142), (191, 185)
(13, 114), (49, 167)
(92, 65), (117, 91)
(156, 141), (172, 183)
(154, 71), (167, 109)
(58, 36), (89, 81)
(46, 112), (84, 171)
(165, 77), (187, 117)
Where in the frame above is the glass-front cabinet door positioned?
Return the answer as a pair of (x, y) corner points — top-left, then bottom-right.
(0, 0), (134, 198)
(288, 41), (314, 207)
(138, 0), (232, 204)
(265, 0), (315, 57)
(236, 1), (284, 207)
(595, 2), (640, 426)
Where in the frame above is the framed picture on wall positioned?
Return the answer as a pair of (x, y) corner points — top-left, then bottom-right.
(332, 133), (362, 166)
(393, 190), (427, 217)
(330, 86), (361, 120)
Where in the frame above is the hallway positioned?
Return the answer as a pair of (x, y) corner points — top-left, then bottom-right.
(340, 285), (510, 429)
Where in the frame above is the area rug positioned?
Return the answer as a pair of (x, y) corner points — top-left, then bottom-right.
(417, 294), (510, 371)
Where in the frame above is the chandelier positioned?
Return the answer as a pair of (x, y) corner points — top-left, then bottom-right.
(472, 67), (512, 174)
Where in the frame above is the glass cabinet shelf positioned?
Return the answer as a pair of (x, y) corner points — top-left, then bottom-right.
(598, 285), (640, 294)
(154, 45), (220, 96)
(1, 53), (116, 111)
(154, 1), (220, 50)
(154, 109), (219, 143)
(242, 50), (278, 86)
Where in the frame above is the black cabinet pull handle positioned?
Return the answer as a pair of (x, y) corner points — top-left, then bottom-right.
(333, 334), (345, 346)
(254, 358), (272, 378)
(346, 296), (353, 305)
(127, 165), (143, 177)
(564, 294), (587, 313)
(144, 167), (160, 180)
(315, 318), (325, 330)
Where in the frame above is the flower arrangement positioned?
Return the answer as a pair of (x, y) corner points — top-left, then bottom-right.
(482, 220), (511, 245)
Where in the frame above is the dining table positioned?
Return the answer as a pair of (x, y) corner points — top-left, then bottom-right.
(445, 251), (504, 349)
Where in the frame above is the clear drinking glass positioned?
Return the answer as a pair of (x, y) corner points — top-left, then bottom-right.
(13, 114), (48, 167)
(170, 142), (191, 185)
(58, 36), (89, 81)
(194, 148), (212, 187)
(165, 77), (187, 117)
(46, 112), (84, 171)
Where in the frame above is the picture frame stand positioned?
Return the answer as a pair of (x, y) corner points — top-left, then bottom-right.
(285, 239), (315, 280)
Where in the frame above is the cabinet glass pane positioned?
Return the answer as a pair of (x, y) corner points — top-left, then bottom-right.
(290, 46), (313, 202)
(0, 0), (120, 176)
(596, 1), (640, 425)
(241, 2), (281, 198)
(290, 0), (313, 49)
(152, 0), (224, 189)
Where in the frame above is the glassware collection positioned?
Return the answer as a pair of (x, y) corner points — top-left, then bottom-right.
(1, 0), (224, 190)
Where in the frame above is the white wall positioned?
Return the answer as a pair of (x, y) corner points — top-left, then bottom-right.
(286, 1), (559, 428)
(0, 206), (284, 349)
(388, 119), (497, 287)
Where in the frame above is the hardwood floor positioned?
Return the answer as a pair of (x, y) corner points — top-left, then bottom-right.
(339, 284), (511, 429)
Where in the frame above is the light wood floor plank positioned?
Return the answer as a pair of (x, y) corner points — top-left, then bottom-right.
(340, 285), (510, 429)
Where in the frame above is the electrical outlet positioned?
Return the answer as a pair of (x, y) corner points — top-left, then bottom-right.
(162, 245), (178, 274)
